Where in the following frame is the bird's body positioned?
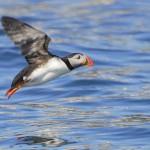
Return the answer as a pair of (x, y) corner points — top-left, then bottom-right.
(1, 16), (94, 99)
(22, 57), (70, 87)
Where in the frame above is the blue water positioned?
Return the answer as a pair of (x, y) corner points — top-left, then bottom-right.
(0, 0), (150, 149)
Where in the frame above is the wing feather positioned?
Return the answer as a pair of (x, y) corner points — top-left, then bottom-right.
(1, 16), (53, 64)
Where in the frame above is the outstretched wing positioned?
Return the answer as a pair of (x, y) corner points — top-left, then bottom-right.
(1, 16), (53, 64)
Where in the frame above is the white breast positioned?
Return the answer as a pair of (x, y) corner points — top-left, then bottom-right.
(24, 57), (70, 87)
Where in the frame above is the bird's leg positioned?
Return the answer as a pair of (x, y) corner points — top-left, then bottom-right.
(6, 81), (25, 99)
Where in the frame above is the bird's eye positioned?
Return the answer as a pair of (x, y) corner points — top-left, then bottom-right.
(77, 55), (80, 59)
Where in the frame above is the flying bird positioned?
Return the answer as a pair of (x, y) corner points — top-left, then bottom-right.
(1, 16), (94, 99)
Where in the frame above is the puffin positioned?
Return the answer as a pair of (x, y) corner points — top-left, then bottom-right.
(1, 16), (94, 99)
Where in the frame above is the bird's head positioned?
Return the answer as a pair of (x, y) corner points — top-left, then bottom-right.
(62, 53), (94, 70)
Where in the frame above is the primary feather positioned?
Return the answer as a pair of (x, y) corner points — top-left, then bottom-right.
(1, 16), (53, 64)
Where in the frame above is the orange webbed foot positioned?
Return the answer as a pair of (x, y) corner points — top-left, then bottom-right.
(5, 81), (25, 99)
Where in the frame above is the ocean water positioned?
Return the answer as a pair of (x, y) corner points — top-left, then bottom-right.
(0, 0), (150, 149)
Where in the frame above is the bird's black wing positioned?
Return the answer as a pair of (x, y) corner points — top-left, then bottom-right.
(10, 64), (38, 88)
(1, 16), (53, 64)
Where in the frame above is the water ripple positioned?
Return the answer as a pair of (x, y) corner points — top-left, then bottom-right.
(0, 0), (150, 149)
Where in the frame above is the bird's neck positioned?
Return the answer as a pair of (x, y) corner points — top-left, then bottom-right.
(61, 57), (74, 71)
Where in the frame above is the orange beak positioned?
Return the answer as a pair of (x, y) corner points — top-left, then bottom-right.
(6, 81), (25, 99)
(82, 55), (94, 67)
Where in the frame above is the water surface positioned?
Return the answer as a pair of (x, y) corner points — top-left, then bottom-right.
(0, 0), (150, 149)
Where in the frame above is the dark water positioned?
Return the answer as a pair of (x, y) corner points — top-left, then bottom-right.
(0, 0), (150, 149)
